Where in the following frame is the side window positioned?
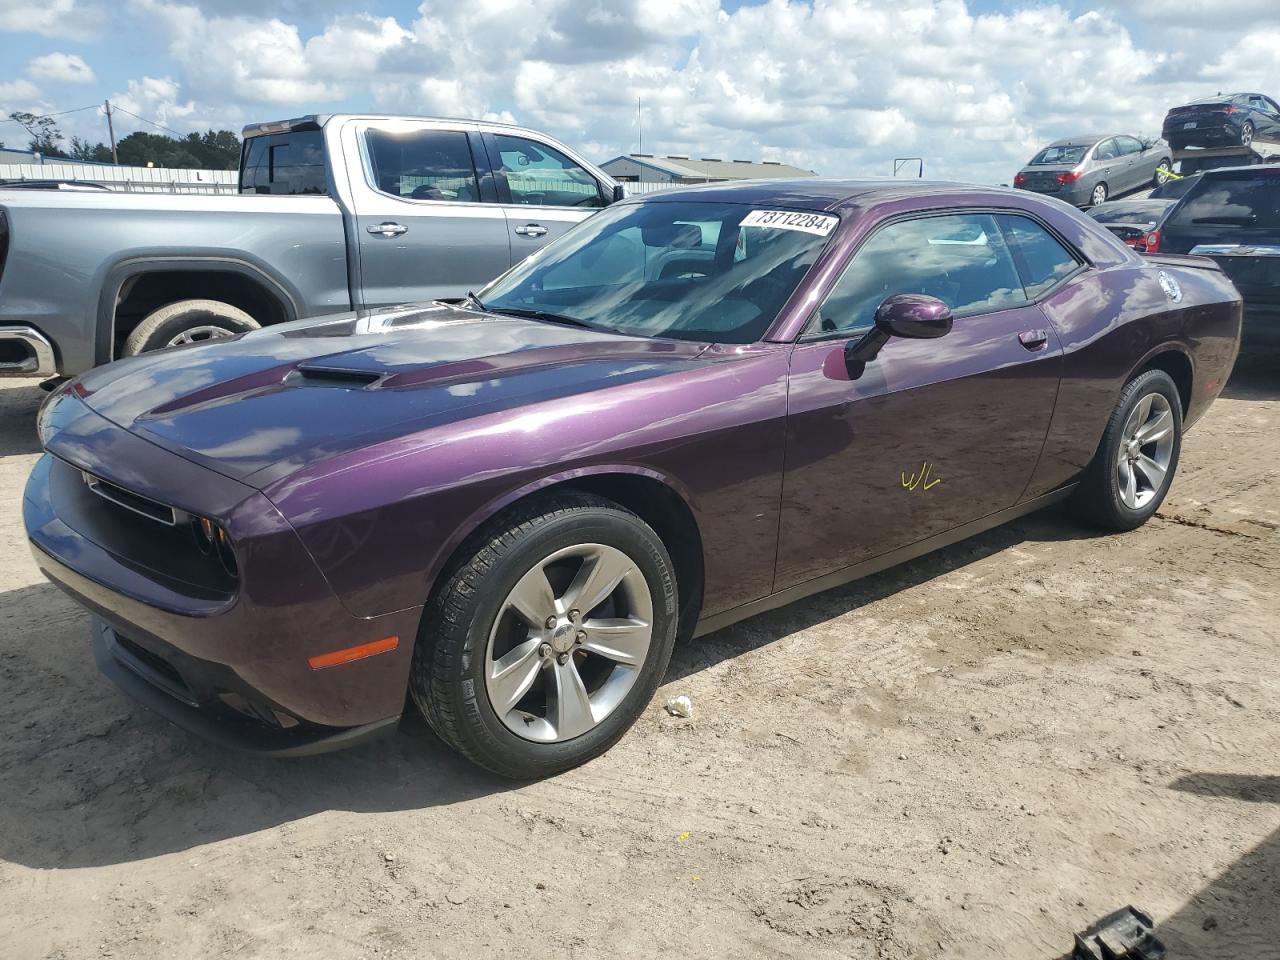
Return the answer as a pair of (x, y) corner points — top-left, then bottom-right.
(809, 213), (1026, 338)
(1095, 139), (1119, 161)
(997, 216), (1081, 299)
(1264, 97), (1280, 115)
(1116, 135), (1143, 156)
(491, 134), (603, 208)
(364, 128), (479, 202)
(240, 131), (327, 195)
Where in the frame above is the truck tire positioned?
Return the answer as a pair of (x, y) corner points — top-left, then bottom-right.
(123, 299), (260, 356)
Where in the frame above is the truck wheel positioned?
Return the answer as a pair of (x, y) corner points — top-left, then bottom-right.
(410, 491), (678, 779)
(123, 299), (260, 356)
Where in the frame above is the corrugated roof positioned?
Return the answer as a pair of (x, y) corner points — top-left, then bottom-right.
(603, 154), (817, 180)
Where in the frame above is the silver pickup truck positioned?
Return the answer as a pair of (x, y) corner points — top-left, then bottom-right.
(0, 114), (622, 378)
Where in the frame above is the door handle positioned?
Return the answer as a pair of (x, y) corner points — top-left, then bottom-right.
(367, 222), (408, 238)
(1018, 329), (1050, 351)
(514, 223), (548, 238)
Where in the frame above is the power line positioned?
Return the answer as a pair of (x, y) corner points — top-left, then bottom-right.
(109, 105), (184, 138)
(0, 103), (101, 126)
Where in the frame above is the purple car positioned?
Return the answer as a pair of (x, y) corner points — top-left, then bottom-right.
(25, 180), (1242, 777)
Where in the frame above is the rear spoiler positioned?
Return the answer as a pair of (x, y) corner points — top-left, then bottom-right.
(1142, 252), (1224, 272)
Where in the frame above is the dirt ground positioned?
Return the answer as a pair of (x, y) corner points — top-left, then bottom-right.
(1, 349), (1277, 960)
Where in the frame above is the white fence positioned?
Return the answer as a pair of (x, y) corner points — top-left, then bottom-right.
(0, 162), (237, 194)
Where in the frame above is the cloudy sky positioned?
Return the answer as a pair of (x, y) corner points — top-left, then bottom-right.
(0, 0), (1276, 183)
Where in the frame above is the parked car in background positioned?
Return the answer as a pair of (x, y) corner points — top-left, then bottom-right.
(1014, 134), (1172, 207)
(1153, 164), (1280, 343)
(26, 179), (1241, 776)
(0, 114), (622, 379)
(1163, 93), (1280, 150)
(1088, 198), (1176, 252)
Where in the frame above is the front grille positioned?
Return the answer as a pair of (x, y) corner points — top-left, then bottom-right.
(50, 457), (238, 600)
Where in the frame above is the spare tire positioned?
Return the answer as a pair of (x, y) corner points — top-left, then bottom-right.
(122, 299), (260, 356)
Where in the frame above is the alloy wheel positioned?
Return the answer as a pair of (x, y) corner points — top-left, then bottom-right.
(167, 325), (237, 347)
(1241, 123), (1254, 147)
(1115, 392), (1175, 510)
(484, 543), (653, 743)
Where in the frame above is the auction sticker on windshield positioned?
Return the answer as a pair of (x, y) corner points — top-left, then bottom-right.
(740, 210), (839, 236)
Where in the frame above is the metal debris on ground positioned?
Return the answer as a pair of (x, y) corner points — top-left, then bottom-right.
(664, 695), (693, 719)
(1072, 905), (1166, 960)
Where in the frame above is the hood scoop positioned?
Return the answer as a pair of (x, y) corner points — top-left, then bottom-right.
(289, 365), (384, 389)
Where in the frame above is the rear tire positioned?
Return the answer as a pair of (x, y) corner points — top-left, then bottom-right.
(1090, 182), (1109, 207)
(1071, 369), (1182, 531)
(1240, 121), (1255, 147)
(410, 492), (678, 779)
(122, 299), (259, 356)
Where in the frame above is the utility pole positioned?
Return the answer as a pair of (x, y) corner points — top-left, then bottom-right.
(637, 96), (643, 156)
(104, 99), (118, 165)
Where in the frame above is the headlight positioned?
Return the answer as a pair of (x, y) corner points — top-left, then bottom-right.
(35, 378), (77, 447)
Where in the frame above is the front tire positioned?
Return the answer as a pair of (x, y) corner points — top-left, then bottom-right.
(1072, 368), (1182, 531)
(410, 492), (678, 779)
(1153, 159), (1172, 187)
(122, 299), (259, 356)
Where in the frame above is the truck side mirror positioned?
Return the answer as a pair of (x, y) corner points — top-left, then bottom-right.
(611, 184), (626, 204)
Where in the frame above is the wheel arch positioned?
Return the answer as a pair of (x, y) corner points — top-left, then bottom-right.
(96, 257), (302, 364)
(1132, 345), (1194, 416)
(424, 466), (706, 644)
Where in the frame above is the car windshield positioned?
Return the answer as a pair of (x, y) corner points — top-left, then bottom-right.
(1030, 145), (1088, 165)
(478, 201), (838, 344)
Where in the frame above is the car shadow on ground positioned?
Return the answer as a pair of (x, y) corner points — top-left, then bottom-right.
(1222, 343), (1280, 402)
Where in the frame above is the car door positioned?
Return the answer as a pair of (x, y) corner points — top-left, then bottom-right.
(1248, 95), (1280, 139)
(1092, 138), (1120, 197)
(1114, 135), (1147, 192)
(482, 131), (608, 263)
(775, 211), (1074, 590)
(349, 120), (513, 307)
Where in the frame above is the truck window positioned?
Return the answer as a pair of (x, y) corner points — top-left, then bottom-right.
(1166, 172), (1280, 231)
(364, 129), (480, 202)
(491, 134), (604, 208)
(239, 131), (327, 195)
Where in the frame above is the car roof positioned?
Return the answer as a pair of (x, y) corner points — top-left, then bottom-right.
(1047, 135), (1106, 147)
(635, 178), (1029, 213)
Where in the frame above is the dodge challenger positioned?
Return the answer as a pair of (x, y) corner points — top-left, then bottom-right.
(25, 180), (1242, 778)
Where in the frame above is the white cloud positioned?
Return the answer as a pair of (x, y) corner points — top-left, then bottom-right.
(26, 52), (97, 84)
(0, 0), (102, 40)
(0, 78), (41, 102)
(30, 0), (1280, 184)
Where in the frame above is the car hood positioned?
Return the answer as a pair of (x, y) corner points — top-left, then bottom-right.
(74, 302), (711, 487)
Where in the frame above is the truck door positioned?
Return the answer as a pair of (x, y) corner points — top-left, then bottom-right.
(350, 121), (512, 307)
(481, 131), (608, 264)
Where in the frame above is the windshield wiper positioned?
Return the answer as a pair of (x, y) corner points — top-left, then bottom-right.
(462, 290), (486, 311)
(485, 306), (596, 330)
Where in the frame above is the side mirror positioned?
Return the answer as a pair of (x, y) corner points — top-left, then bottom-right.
(611, 183), (626, 203)
(844, 294), (952, 379)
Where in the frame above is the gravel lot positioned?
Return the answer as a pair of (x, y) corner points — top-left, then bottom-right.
(2, 349), (1277, 960)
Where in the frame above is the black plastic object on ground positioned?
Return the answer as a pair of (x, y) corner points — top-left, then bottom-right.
(1073, 906), (1166, 960)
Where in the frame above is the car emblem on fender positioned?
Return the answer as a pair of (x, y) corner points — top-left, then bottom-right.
(1158, 271), (1182, 304)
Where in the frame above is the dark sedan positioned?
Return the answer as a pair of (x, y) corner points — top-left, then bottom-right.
(1087, 198), (1176, 251)
(25, 181), (1242, 777)
(1163, 93), (1280, 150)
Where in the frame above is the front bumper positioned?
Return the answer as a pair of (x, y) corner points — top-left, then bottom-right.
(24, 397), (425, 754)
(0, 324), (57, 377)
(92, 619), (399, 756)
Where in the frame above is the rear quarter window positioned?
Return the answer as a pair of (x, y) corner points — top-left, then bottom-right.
(1167, 173), (1280, 231)
(240, 130), (328, 196)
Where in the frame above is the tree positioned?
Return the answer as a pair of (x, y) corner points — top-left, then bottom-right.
(8, 112), (68, 157)
(114, 128), (241, 170)
(69, 136), (113, 163)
